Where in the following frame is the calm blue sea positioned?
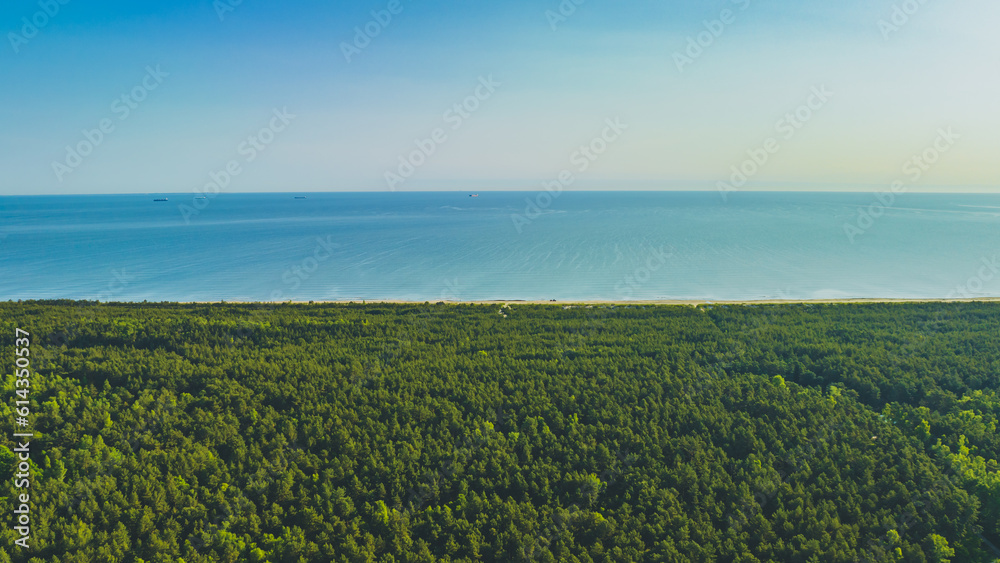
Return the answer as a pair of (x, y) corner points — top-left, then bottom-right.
(2, 191), (1000, 302)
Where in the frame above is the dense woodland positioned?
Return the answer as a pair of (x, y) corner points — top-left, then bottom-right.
(1, 301), (999, 562)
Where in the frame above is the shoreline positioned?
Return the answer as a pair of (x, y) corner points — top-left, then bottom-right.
(140, 297), (1000, 306)
(16, 297), (1000, 306)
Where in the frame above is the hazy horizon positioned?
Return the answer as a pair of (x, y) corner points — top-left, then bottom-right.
(3, 0), (998, 195)
(5, 186), (1000, 197)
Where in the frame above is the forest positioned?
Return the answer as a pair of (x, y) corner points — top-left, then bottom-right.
(1, 300), (999, 562)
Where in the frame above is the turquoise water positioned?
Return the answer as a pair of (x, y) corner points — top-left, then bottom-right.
(2, 191), (999, 302)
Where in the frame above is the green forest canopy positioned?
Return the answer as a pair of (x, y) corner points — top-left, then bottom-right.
(1, 301), (999, 562)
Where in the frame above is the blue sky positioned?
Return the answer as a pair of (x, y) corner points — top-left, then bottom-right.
(1, 0), (998, 194)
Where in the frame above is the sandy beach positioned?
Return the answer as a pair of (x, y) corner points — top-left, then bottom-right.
(187, 297), (1000, 306)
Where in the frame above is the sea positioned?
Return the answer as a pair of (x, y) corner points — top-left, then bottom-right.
(2, 191), (1000, 302)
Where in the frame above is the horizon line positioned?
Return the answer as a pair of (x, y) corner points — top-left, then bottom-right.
(4, 186), (1000, 197)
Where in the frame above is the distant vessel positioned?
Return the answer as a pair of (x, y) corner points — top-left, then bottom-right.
(294, 196), (307, 199)
(469, 194), (479, 197)
(153, 198), (168, 202)
(194, 196), (206, 199)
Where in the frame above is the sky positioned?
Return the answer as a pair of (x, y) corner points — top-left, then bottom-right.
(1, 0), (998, 195)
